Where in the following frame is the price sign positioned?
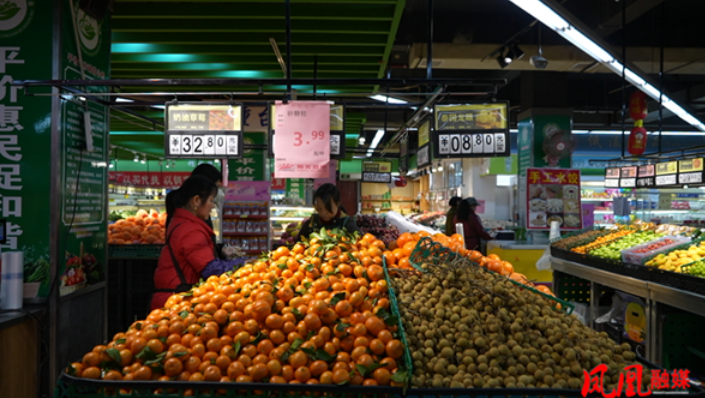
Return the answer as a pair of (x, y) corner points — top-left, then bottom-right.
(274, 101), (330, 179)
(655, 161), (679, 187)
(362, 172), (392, 183)
(399, 137), (409, 174)
(432, 102), (510, 159)
(417, 144), (431, 167)
(606, 168), (621, 178)
(620, 178), (636, 188)
(605, 179), (620, 188)
(679, 172), (703, 184)
(164, 102), (243, 159)
(269, 103), (346, 160)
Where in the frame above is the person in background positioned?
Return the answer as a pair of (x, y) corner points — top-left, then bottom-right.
(298, 183), (361, 240)
(455, 197), (494, 252)
(445, 196), (462, 236)
(166, 163), (223, 229)
(151, 176), (241, 310)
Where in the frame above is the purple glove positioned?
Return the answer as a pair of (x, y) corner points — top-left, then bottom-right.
(201, 258), (245, 279)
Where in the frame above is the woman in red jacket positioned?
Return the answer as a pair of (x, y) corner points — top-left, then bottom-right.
(151, 176), (240, 310)
(454, 197), (494, 253)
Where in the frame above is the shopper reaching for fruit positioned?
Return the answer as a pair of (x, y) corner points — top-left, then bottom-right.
(151, 176), (242, 310)
(298, 183), (360, 241)
(454, 197), (494, 253)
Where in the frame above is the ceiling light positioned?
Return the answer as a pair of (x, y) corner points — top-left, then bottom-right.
(369, 95), (408, 104)
(214, 159), (220, 164)
(133, 153), (139, 162)
(507, 0), (705, 132)
(438, 164), (444, 172)
(141, 156), (146, 164)
(358, 136), (366, 145)
(151, 105), (165, 109)
(172, 161), (176, 168)
(366, 129), (385, 157)
(116, 98), (134, 103)
(165, 162), (170, 169)
(158, 159), (162, 166)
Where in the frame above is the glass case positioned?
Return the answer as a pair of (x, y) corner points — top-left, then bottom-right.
(582, 186), (705, 226)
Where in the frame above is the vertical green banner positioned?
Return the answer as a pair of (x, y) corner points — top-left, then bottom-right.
(58, 0), (110, 296)
(229, 132), (266, 181)
(0, 0), (53, 295)
(517, 118), (533, 178)
(286, 178), (306, 205)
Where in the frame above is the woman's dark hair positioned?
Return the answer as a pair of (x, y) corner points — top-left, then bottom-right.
(192, 163), (222, 184)
(456, 200), (473, 222)
(166, 176), (218, 227)
(449, 196), (462, 207)
(313, 183), (341, 213)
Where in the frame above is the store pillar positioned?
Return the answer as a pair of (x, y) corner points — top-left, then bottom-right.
(516, 108), (574, 238)
(462, 158), (497, 219)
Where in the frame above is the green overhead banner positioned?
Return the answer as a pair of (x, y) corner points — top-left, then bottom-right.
(229, 132), (266, 181)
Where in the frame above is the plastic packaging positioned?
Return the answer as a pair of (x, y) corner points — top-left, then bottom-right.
(621, 235), (691, 265)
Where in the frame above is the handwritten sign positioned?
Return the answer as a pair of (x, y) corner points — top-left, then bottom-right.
(274, 101), (330, 179)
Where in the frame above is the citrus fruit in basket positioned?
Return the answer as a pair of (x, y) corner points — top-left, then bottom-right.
(71, 228), (408, 389)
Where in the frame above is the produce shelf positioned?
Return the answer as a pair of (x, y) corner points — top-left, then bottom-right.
(222, 215), (268, 220)
(222, 232), (268, 237)
(108, 244), (163, 259)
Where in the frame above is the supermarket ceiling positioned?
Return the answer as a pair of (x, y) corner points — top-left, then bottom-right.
(108, 0), (705, 159)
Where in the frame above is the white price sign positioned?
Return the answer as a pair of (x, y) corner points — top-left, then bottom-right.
(330, 134), (340, 155)
(679, 172), (703, 184)
(656, 175), (677, 186)
(605, 179), (620, 187)
(166, 133), (241, 158)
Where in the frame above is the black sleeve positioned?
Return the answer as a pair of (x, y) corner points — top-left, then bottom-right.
(297, 217), (313, 242)
(344, 217), (361, 235)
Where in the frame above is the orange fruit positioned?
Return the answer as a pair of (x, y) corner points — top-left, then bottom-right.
(385, 339), (403, 359)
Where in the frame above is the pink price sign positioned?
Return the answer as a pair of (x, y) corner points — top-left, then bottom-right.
(274, 101), (331, 179)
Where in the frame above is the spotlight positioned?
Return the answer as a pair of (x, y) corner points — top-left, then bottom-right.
(497, 50), (512, 69)
(109, 161), (114, 169)
(510, 44), (525, 60)
(133, 152), (139, 162)
(141, 156), (146, 164)
(165, 162), (170, 169)
(158, 160), (162, 166)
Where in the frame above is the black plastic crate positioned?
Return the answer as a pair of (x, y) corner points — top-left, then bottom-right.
(649, 268), (705, 296)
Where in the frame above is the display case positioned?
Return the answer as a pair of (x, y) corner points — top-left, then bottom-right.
(270, 206), (314, 247)
(582, 186), (705, 226)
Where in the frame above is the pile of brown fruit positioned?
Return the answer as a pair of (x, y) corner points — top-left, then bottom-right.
(551, 230), (607, 250)
(390, 258), (650, 390)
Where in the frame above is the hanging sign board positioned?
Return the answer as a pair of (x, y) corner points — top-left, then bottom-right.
(399, 137), (409, 174)
(636, 164), (655, 188)
(417, 120), (432, 168)
(619, 166), (637, 188)
(165, 102), (244, 159)
(273, 101), (331, 179)
(362, 161), (392, 183)
(655, 161), (679, 187)
(526, 168), (582, 231)
(678, 158), (704, 185)
(605, 167), (621, 188)
(432, 103), (510, 159)
(269, 103), (346, 159)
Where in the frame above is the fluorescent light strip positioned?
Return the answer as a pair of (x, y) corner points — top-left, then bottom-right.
(369, 95), (408, 105)
(366, 129), (385, 157)
(507, 0), (705, 132)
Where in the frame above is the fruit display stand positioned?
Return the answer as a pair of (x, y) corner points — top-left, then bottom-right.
(550, 228), (705, 377)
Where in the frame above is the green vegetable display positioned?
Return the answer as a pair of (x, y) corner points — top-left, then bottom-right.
(23, 258), (50, 284)
(589, 231), (663, 260)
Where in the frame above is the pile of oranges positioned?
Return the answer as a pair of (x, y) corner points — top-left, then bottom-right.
(68, 229), (407, 391)
(108, 209), (167, 245)
(382, 231), (559, 299)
